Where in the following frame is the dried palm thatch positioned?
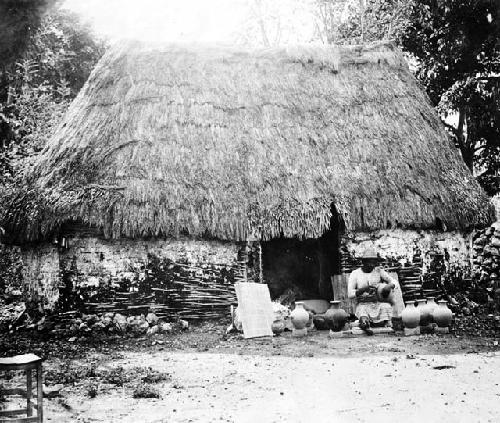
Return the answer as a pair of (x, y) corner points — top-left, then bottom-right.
(4, 41), (494, 242)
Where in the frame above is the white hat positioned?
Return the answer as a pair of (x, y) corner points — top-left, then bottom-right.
(361, 248), (379, 260)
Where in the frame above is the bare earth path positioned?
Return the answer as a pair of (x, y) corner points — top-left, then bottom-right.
(33, 330), (500, 423)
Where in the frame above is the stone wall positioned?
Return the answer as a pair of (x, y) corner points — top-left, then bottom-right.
(20, 244), (60, 310)
(492, 195), (500, 220)
(8, 229), (475, 314)
(59, 236), (241, 287)
(471, 222), (500, 288)
(17, 237), (244, 316)
(0, 244), (24, 297)
(344, 229), (472, 269)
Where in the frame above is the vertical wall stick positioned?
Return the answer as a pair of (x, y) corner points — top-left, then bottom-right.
(259, 242), (263, 284)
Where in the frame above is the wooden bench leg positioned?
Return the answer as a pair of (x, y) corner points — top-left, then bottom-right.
(36, 364), (43, 423)
(26, 369), (32, 417)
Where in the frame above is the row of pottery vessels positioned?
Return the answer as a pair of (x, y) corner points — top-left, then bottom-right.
(401, 297), (453, 329)
(290, 301), (348, 335)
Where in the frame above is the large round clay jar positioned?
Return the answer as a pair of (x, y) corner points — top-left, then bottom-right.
(425, 297), (438, 322)
(291, 302), (310, 330)
(324, 301), (348, 332)
(417, 299), (432, 326)
(401, 301), (420, 329)
(433, 300), (453, 327)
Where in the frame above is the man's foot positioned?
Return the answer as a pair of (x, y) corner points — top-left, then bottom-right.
(359, 317), (374, 335)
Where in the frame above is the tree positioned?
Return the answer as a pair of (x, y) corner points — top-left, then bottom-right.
(26, 9), (106, 96)
(0, 7), (105, 244)
(312, 0), (413, 45)
(401, 0), (500, 194)
(0, 0), (59, 69)
(235, 0), (315, 46)
(0, 8), (106, 198)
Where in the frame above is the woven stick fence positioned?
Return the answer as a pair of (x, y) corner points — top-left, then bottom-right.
(82, 259), (246, 320)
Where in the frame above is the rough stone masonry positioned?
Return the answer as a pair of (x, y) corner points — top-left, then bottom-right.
(6, 229), (474, 314)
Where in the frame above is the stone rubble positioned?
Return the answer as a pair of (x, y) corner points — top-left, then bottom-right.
(0, 301), (27, 331)
(471, 222), (500, 307)
(2, 310), (185, 337)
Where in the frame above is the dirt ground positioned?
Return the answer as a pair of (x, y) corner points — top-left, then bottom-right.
(1, 321), (500, 423)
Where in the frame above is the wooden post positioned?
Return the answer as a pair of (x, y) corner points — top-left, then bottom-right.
(26, 368), (32, 416)
(236, 242), (249, 283)
(331, 274), (355, 315)
(244, 236), (263, 283)
(37, 363), (43, 423)
(258, 243), (263, 284)
(243, 246), (248, 282)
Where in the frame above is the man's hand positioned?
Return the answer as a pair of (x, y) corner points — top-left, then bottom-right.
(356, 285), (376, 298)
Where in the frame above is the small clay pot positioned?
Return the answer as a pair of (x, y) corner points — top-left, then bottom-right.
(401, 301), (420, 329)
(290, 302), (309, 330)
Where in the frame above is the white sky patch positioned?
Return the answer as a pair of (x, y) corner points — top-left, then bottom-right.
(62, 0), (317, 45)
(63, 0), (244, 43)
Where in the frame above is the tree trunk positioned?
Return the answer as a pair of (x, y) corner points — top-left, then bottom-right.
(359, 0), (365, 43)
(254, 0), (270, 47)
(456, 108), (474, 171)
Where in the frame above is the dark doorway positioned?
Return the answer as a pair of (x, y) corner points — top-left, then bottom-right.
(317, 203), (345, 298)
(261, 237), (320, 299)
(261, 203), (344, 300)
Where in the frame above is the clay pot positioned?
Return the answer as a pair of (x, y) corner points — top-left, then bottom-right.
(401, 301), (420, 329)
(425, 297), (438, 323)
(376, 283), (394, 303)
(433, 300), (453, 328)
(290, 302), (310, 330)
(271, 320), (285, 335)
(324, 300), (348, 332)
(416, 299), (432, 326)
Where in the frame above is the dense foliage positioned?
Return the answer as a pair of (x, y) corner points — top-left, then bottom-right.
(0, 7), (106, 248)
(0, 0), (58, 67)
(313, 0), (412, 44)
(0, 9), (106, 184)
(401, 0), (500, 194)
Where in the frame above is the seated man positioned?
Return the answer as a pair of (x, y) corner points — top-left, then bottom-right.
(347, 248), (396, 335)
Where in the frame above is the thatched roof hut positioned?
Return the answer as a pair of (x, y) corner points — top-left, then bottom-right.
(3, 41), (494, 243)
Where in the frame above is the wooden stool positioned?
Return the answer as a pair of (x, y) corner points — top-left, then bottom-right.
(0, 354), (43, 423)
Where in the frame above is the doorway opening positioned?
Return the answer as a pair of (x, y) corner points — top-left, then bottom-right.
(260, 202), (345, 300)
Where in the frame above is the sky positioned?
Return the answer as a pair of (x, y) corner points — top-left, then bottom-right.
(62, 0), (317, 45)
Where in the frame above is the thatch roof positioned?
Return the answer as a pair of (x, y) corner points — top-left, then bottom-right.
(3, 41), (494, 242)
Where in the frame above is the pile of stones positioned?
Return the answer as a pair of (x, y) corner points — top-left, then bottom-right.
(472, 222), (500, 300)
(33, 311), (188, 337)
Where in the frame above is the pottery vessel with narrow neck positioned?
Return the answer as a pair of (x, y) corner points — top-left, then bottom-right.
(433, 300), (453, 327)
(425, 297), (438, 322)
(401, 301), (420, 329)
(416, 298), (432, 326)
(324, 300), (348, 332)
(291, 302), (310, 330)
